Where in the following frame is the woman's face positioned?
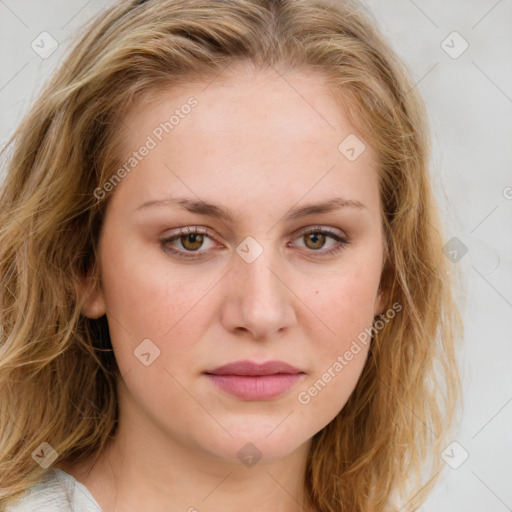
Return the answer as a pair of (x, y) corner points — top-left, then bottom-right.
(83, 66), (387, 465)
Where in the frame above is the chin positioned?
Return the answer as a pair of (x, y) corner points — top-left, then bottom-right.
(195, 419), (312, 465)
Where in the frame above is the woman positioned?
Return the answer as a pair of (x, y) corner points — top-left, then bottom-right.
(0, 0), (462, 510)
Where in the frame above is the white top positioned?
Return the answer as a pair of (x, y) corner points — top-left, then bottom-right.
(4, 468), (102, 511)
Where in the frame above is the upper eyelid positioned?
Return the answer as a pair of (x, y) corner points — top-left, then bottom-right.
(296, 225), (345, 237)
(162, 225), (345, 241)
(161, 225), (348, 248)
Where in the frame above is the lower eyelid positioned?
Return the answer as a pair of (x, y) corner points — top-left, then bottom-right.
(161, 231), (216, 252)
(160, 228), (349, 257)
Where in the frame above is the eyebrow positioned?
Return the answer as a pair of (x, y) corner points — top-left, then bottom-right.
(135, 196), (366, 222)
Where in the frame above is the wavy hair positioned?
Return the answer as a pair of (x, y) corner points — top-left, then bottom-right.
(0, 0), (462, 510)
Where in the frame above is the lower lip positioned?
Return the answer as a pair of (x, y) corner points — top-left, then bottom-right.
(205, 373), (305, 400)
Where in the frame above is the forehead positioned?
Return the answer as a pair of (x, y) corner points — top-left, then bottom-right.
(119, 65), (358, 149)
(110, 66), (380, 218)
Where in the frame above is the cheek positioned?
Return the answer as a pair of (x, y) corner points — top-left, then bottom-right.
(313, 262), (381, 351)
(294, 344), (369, 431)
(294, 261), (380, 418)
(98, 239), (217, 371)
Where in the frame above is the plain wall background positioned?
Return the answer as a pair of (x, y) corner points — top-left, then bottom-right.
(1, 1), (511, 510)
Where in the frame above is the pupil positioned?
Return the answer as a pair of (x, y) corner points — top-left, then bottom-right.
(307, 233), (324, 249)
(184, 233), (203, 250)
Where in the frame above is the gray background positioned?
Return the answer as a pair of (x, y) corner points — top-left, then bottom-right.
(1, 1), (511, 510)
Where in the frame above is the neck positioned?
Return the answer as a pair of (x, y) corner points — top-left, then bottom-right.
(58, 386), (313, 512)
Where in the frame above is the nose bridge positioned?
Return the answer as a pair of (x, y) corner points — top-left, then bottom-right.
(224, 237), (295, 337)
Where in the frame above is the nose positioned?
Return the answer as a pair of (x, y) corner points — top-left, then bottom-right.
(219, 243), (297, 340)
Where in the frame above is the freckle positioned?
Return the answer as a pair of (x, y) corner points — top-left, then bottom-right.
(315, 290), (319, 294)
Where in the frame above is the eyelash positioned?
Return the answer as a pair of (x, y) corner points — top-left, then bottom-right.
(160, 226), (350, 260)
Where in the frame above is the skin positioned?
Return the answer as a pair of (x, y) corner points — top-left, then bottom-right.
(61, 64), (388, 512)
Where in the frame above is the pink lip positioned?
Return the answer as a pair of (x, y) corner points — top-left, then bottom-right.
(205, 360), (306, 400)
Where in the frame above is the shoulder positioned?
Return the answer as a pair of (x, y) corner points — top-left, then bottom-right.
(3, 468), (102, 512)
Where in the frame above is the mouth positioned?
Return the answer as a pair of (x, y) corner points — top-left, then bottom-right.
(204, 360), (306, 401)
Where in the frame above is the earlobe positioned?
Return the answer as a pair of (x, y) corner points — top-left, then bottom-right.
(78, 275), (107, 319)
(374, 287), (388, 317)
(375, 258), (391, 316)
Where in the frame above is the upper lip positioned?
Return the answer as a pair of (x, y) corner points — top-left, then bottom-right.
(205, 360), (305, 376)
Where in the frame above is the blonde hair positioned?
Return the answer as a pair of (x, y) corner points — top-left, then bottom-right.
(0, 0), (462, 510)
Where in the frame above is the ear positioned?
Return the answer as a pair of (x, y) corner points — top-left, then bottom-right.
(78, 272), (106, 319)
(374, 285), (388, 317)
(374, 260), (391, 316)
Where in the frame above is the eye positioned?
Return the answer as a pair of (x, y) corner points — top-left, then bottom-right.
(292, 226), (350, 256)
(160, 225), (350, 260)
(160, 227), (217, 259)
